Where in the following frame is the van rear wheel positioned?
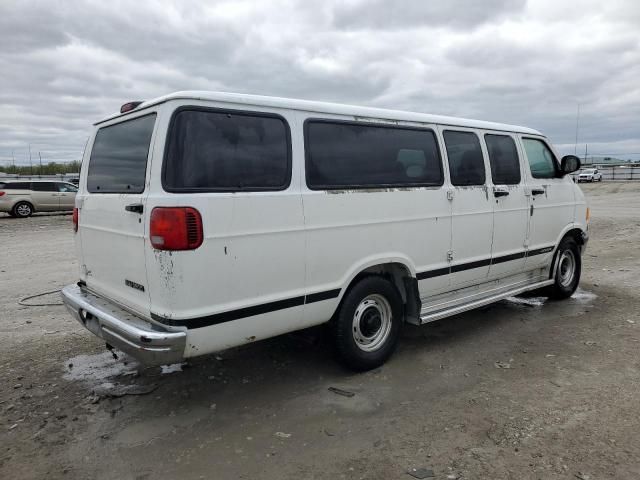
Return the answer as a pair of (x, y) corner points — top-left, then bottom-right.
(547, 237), (581, 299)
(12, 202), (33, 218)
(331, 276), (402, 371)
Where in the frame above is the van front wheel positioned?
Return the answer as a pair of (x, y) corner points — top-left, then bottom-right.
(331, 276), (402, 371)
(547, 237), (581, 299)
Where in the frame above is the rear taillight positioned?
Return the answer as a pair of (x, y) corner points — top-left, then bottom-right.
(72, 207), (79, 232)
(150, 207), (203, 251)
(0, 191), (5, 196)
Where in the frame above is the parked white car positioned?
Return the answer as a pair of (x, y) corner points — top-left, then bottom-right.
(62, 91), (588, 371)
(577, 168), (602, 182)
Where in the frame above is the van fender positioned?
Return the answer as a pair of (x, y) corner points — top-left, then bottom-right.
(553, 222), (587, 247)
(547, 222), (589, 279)
(321, 253), (418, 319)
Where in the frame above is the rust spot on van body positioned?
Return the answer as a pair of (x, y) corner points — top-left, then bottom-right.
(326, 186), (432, 194)
(154, 250), (176, 293)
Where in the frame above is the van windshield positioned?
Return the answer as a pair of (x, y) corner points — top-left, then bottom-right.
(87, 114), (156, 193)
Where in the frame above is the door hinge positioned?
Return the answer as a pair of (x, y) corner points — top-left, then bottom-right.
(447, 250), (454, 262)
(447, 190), (455, 201)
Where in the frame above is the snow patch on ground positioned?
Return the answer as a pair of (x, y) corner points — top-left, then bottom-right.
(161, 363), (186, 374)
(571, 288), (598, 303)
(63, 351), (138, 385)
(505, 296), (547, 307)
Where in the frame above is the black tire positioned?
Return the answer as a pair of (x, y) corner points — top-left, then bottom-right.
(547, 237), (581, 299)
(12, 201), (33, 218)
(331, 276), (403, 371)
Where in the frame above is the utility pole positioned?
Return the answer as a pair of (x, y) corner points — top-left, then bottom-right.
(39, 151), (43, 175)
(28, 144), (33, 176)
(584, 144), (588, 165)
(574, 103), (580, 155)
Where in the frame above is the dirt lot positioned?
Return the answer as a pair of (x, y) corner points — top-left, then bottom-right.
(1, 182), (639, 480)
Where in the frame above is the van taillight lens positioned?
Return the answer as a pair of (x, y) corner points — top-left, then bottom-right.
(150, 207), (203, 250)
(72, 207), (79, 232)
(0, 191), (5, 196)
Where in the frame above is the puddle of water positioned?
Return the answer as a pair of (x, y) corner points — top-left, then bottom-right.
(63, 351), (138, 385)
(571, 288), (598, 303)
(505, 296), (547, 307)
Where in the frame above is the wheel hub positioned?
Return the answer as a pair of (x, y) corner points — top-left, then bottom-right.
(352, 294), (392, 352)
(558, 249), (576, 288)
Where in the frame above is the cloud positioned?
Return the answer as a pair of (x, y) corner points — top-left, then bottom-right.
(331, 0), (527, 30)
(1, 0), (639, 165)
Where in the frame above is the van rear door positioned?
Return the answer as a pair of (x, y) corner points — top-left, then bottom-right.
(78, 113), (157, 317)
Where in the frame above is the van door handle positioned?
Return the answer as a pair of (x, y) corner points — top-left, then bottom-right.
(531, 188), (545, 196)
(125, 203), (144, 214)
(493, 187), (509, 198)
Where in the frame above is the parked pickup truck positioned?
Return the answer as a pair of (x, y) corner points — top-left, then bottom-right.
(62, 91), (588, 371)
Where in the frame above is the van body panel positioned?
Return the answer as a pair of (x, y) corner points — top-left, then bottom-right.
(76, 110), (159, 318)
(144, 102), (307, 333)
(438, 126), (493, 287)
(519, 135), (578, 270)
(300, 113), (452, 310)
(484, 130), (529, 278)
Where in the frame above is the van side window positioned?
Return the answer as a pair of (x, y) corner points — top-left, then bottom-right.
(1, 182), (30, 190)
(57, 183), (78, 193)
(88, 114), (156, 193)
(164, 109), (290, 192)
(522, 138), (558, 179)
(443, 130), (485, 186)
(485, 134), (521, 185)
(305, 121), (443, 189)
(31, 182), (57, 192)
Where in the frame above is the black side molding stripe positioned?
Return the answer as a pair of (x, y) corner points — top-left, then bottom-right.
(527, 246), (555, 256)
(306, 289), (341, 304)
(416, 267), (450, 280)
(417, 245), (556, 280)
(153, 246), (559, 329)
(492, 251), (526, 265)
(152, 288), (341, 329)
(451, 257), (491, 272)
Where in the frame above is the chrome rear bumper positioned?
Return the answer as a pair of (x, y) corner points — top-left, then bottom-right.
(61, 284), (186, 366)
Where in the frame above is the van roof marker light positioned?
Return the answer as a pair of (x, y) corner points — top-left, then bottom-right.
(120, 101), (143, 113)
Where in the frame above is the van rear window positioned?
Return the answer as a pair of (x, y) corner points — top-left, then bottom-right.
(87, 114), (156, 193)
(305, 120), (443, 189)
(163, 108), (291, 192)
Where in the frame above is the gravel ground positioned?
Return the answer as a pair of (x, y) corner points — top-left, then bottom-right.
(1, 183), (639, 480)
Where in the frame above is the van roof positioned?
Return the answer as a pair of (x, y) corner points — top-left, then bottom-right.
(97, 90), (543, 135)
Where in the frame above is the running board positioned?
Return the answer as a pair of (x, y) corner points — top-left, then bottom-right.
(419, 279), (554, 324)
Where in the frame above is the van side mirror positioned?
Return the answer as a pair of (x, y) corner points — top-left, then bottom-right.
(560, 155), (581, 175)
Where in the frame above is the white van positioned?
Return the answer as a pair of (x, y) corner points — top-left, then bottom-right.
(62, 92), (588, 371)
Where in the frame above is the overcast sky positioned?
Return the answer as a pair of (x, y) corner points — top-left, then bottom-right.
(1, 0), (639, 166)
